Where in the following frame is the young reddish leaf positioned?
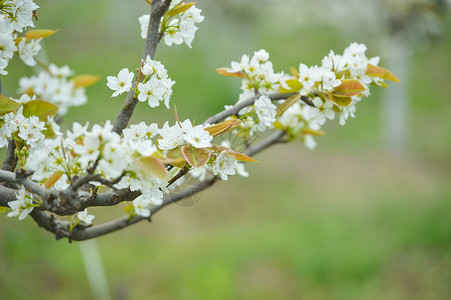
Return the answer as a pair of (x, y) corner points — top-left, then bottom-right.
(205, 119), (241, 137)
(162, 148), (187, 168)
(301, 128), (326, 136)
(227, 150), (259, 163)
(168, 2), (196, 18)
(380, 67), (401, 83)
(181, 145), (211, 168)
(211, 144), (259, 163)
(332, 79), (366, 97)
(44, 170), (64, 189)
(71, 74), (101, 88)
(279, 79), (303, 93)
(365, 64), (385, 77)
(24, 29), (59, 39)
(0, 94), (20, 116)
(22, 100), (59, 121)
(216, 68), (246, 78)
(276, 94), (301, 117)
(328, 94), (352, 107)
(137, 156), (168, 180)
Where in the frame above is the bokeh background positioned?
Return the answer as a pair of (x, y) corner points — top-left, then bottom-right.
(1, 0), (451, 299)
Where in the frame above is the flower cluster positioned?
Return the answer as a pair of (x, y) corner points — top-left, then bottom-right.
(221, 42), (392, 149)
(0, 100), (59, 156)
(0, 0), (42, 72)
(18, 64), (88, 115)
(139, 2), (204, 48)
(157, 119), (212, 151)
(137, 56), (175, 108)
(107, 57), (174, 109)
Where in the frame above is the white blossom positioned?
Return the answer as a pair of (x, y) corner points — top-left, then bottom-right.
(18, 38), (41, 66)
(7, 185), (34, 220)
(76, 209), (95, 225)
(211, 151), (237, 180)
(107, 68), (134, 97)
(183, 124), (213, 148)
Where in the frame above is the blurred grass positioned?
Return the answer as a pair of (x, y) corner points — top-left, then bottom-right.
(1, 1), (451, 299)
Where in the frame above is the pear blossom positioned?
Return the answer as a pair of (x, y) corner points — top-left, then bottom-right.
(5, 0), (39, 33)
(211, 151), (237, 180)
(7, 185), (34, 220)
(18, 64), (88, 115)
(107, 68), (134, 97)
(76, 209), (95, 225)
(137, 77), (166, 107)
(309, 97), (335, 125)
(183, 124), (213, 148)
(18, 38), (41, 66)
(157, 121), (185, 151)
(254, 95), (277, 127)
(0, 32), (17, 60)
(141, 56), (168, 78)
(138, 4), (204, 48)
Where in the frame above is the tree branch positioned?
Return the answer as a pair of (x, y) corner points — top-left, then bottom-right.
(0, 185), (17, 207)
(65, 129), (287, 241)
(112, 0), (171, 134)
(1, 140), (17, 171)
(203, 93), (313, 126)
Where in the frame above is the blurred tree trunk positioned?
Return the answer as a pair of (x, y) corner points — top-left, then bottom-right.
(381, 36), (410, 154)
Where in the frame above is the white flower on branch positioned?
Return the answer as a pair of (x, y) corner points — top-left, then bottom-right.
(76, 209), (95, 225)
(211, 151), (237, 180)
(18, 38), (41, 66)
(309, 97), (335, 125)
(137, 77), (166, 108)
(0, 32), (17, 60)
(107, 68), (134, 97)
(183, 124), (213, 149)
(4, 0), (39, 33)
(7, 185), (34, 220)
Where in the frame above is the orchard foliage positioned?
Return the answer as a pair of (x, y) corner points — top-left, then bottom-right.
(0, 0), (399, 241)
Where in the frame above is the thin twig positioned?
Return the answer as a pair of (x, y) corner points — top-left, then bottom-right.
(203, 93), (313, 126)
(112, 0), (171, 134)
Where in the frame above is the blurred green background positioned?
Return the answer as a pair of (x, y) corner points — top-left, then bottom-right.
(1, 0), (451, 299)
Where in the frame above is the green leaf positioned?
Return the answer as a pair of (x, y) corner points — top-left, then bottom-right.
(332, 79), (366, 97)
(71, 74), (100, 88)
(216, 68), (246, 78)
(328, 94), (352, 107)
(279, 79), (303, 93)
(0, 206), (6, 213)
(205, 118), (241, 137)
(22, 100), (59, 121)
(181, 145), (211, 168)
(168, 2), (196, 18)
(276, 94), (301, 117)
(137, 156), (168, 180)
(0, 94), (20, 116)
(24, 29), (59, 39)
